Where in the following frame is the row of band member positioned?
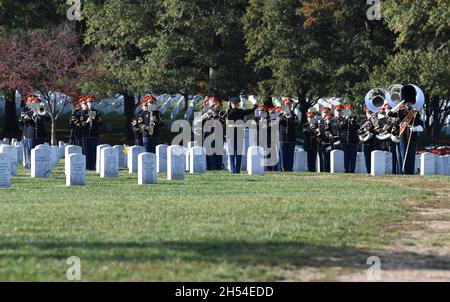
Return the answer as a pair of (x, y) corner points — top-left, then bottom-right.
(19, 94), (422, 174)
(19, 95), (102, 170)
(130, 95), (422, 175)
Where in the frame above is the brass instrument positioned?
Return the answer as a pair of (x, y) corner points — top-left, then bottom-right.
(148, 110), (156, 136)
(389, 84), (424, 143)
(358, 114), (377, 142)
(365, 88), (387, 113)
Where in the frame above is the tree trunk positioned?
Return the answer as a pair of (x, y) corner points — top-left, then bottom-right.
(51, 118), (56, 146)
(123, 92), (136, 143)
(1, 88), (20, 140)
(432, 97), (441, 144)
(182, 93), (188, 111)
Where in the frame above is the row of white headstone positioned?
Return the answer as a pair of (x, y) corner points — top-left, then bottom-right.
(1, 139), (449, 189)
(290, 148), (450, 176)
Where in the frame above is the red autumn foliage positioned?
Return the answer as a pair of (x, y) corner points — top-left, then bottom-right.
(0, 22), (100, 97)
(303, 0), (336, 28)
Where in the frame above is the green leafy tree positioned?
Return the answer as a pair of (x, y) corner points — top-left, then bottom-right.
(369, 0), (450, 143)
(243, 0), (393, 125)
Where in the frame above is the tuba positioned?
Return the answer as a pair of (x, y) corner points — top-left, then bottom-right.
(359, 88), (387, 142)
(365, 88), (387, 113)
(389, 84), (425, 143)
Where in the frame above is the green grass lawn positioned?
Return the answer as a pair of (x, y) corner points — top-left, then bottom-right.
(0, 163), (441, 281)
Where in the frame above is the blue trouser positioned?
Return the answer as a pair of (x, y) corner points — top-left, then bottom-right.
(342, 143), (358, 173)
(362, 144), (373, 174)
(305, 148), (318, 172)
(143, 137), (159, 154)
(228, 154), (242, 174)
(23, 138), (46, 169)
(319, 148), (330, 172)
(389, 143), (398, 175)
(207, 154), (223, 170)
(396, 141), (417, 175)
(280, 142), (296, 172)
(82, 137), (99, 171)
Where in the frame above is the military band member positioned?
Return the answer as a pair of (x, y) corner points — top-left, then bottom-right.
(136, 95), (163, 154)
(337, 104), (359, 173)
(373, 103), (398, 174)
(359, 107), (376, 174)
(256, 104), (279, 171)
(302, 109), (319, 172)
(18, 95), (51, 169)
(316, 111), (337, 172)
(69, 97), (82, 147)
(204, 100), (225, 170)
(77, 96), (103, 171)
(224, 96), (258, 174)
(279, 98), (299, 172)
(388, 99), (423, 175)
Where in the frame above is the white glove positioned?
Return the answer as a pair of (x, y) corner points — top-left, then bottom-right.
(411, 125), (423, 133)
(249, 96), (258, 106)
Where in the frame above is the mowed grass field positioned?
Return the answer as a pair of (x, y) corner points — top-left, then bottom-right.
(0, 162), (448, 281)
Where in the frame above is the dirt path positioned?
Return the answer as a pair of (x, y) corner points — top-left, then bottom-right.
(334, 178), (450, 282)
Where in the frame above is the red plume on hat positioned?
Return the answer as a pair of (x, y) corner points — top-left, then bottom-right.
(344, 104), (355, 110)
(321, 107), (331, 112)
(282, 98), (293, 105)
(334, 104), (344, 111)
(258, 105), (267, 110)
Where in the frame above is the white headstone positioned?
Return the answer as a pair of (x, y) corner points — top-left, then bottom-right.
(0, 145), (18, 176)
(65, 145), (82, 158)
(65, 145), (82, 174)
(31, 147), (51, 178)
(435, 156), (447, 176)
(189, 146), (206, 174)
(128, 146), (146, 174)
(113, 145), (126, 168)
(385, 152), (393, 175)
(420, 153), (436, 176)
(167, 145), (185, 180)
(445, 155), (450, 176)
(66, 153), (86, 186)
(185, 147), (190, 172)
(355, 152), (367, 174)
(187, 141), (198, 149)
(330, 150), (345, 174)
(156, 144), (168, 173)
(96, 144), (111, 173)
(138, 153), (157, 185)
(247, 146), (264, 176)
(0, 153), (11, 188)
(49, 146), (59, 167)
(15, 142), (23, 164)
(100, 147), (119, 178)
(316, 153), (321, 173)
(11, 138), (17, 146)
(293, 150), (308, 172)
(58, 141), (65, 159)
(371, 151), (386, 176)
